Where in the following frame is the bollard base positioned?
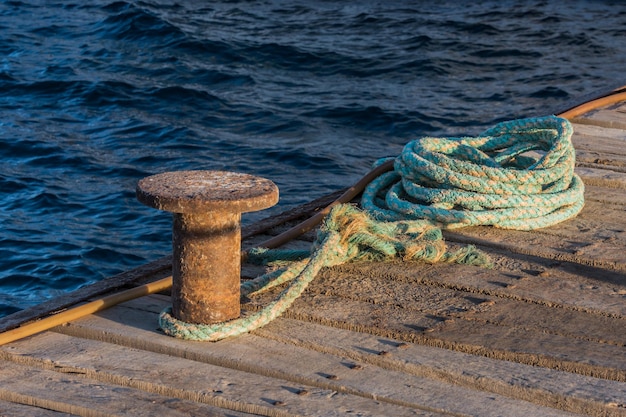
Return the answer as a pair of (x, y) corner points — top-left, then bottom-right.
(172, 211), (241, 325)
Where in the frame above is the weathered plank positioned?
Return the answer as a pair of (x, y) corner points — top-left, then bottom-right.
(583, 184), (626, 205)
(256, 319), (626, 417)
(396, 259), (625, 318)
(573, 123), (626, 159)
(576, 166), (626, 189)
(1, 331), (431, 417)
(43, 295), (592, 417)
(0, 400), (74, 417)
(573, 102), (626, 130)
(0, 362), (253, 417)
(237, 257), (625, 380)
(445, 228), (626, 275)
(573, 120), (626, 180)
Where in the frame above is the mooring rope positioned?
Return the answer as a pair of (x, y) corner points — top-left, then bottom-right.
(159, 205), (489, 341)
(159, 115), (584, 341)
(362, 115), (584, 230)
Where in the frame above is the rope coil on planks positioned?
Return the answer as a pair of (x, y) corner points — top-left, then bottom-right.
(159, 115), (585, 341)
(362, 115), (584, 230)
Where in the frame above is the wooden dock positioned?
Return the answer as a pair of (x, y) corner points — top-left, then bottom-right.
(1, 100), (625, 416)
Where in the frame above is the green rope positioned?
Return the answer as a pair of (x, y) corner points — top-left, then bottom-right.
(159, 115), (584, 341)
(362, 116), (584, 230)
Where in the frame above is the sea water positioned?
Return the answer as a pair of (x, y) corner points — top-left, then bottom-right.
(1, 0), (625, 317)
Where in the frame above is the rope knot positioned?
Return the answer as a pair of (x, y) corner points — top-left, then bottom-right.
(316, 204), (490, 266)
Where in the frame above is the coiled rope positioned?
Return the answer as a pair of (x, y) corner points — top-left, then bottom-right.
(362, 115), (584, 230)
(159, 115), (584, 341)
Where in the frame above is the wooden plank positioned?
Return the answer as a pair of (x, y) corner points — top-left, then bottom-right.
(446, 227), (626, 275)
(573, 102), (626, 130)
(530, 200), (626, 245)
(572, 123), (626, 155)
(0, 400), (74, 417)
(312, 259), (625, 321)
(255, 318), (626, 417)
(42, 296), (591, 417)
(1, 331), (428, 417)
(240, 259), (626, 381)
(576, 166), (626, 189)
(583, 184), (626, 205)
(572, 122), (626, 173)
(400, 260), (626, 318)
(0, 362), (252, 417)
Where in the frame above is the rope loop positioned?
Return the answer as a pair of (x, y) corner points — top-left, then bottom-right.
(159, 204), (490, 341)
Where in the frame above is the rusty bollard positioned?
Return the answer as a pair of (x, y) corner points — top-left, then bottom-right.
(136, 171), (279, 325)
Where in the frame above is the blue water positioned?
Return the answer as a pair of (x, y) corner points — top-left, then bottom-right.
(1, 0), (625, 318)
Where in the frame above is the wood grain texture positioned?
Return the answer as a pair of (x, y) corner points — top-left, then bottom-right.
(0, 400), (74, 417)
(40, 295), (599, 417)
(573, 102), (626, 130)
(0, 361), (252, 417)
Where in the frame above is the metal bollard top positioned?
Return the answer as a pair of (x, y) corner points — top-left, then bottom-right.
(136, 170), (279, 214)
